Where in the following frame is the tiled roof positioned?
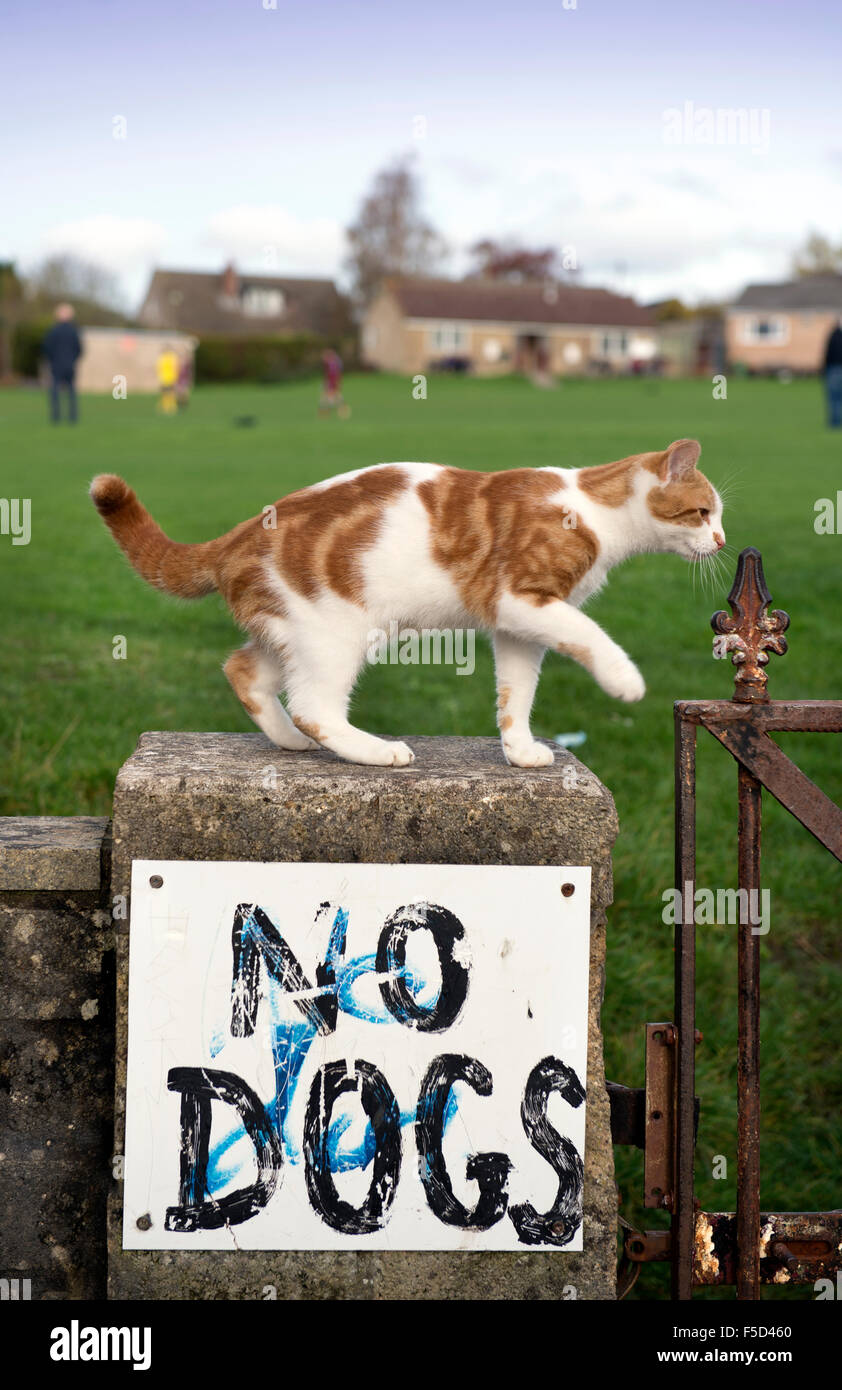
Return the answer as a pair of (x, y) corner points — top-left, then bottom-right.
(138, 268), (351, 337)
(731, 276), (842, 311)
(384, 275), (654, 328)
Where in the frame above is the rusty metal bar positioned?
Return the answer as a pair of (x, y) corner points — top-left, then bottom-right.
(644, 1023), (676, 1209)
(701, 719), (842, 861)
(694, 1211), (842, 1287)
(627, 1211), (842, 1286)
(736, 764), (762, 1299)
(672, 713), (697, 1299)
(676, 699), (842, 732)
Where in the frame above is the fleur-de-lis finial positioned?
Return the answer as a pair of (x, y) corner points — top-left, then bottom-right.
(711, 548), (789, 703)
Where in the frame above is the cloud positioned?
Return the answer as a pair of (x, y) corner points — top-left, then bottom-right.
(204, 205), (344, 274)
(40, 216), (168, 272)
(438, 150), (842, 305)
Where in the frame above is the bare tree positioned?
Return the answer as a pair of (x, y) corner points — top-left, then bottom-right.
(27, 254), (124, 311)
(792, 232), (842, 278)
(345, 157), (447, 308)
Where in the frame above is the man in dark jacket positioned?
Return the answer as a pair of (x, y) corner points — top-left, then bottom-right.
(42, 304), (82, 423)
(824, 319), (842, 429)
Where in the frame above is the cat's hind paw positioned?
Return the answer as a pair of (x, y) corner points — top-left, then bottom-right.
(503, 739), (555, 768)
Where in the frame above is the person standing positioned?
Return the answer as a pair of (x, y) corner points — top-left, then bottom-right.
(824, 319), (842, 429)
(156, 344), (180, 414)
(42, 304), (82, 423)
(175, 350), (193, 410)
(319, 347), (350, 418)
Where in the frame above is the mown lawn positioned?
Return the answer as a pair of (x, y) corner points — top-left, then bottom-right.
(2, 373), (840, 1297)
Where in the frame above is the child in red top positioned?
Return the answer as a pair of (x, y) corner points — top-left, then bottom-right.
(319, 349), (350, 419)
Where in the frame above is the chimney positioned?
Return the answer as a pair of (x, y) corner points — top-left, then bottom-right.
(221, 262), (239, 299)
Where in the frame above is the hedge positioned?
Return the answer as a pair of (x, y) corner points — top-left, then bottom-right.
(12, 318), (53, 377)
(194, 334), (358, 384)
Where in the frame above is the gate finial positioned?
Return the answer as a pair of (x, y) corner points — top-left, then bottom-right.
(711, 548), (790, 703)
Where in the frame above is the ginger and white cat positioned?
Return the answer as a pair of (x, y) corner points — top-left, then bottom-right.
(91, 438), (724, 768)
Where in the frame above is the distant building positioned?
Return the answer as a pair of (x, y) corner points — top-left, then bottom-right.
(646, 304), (725, 377)
(726, 275), (842, 373)
(74, 328), (196, 394)
(362, 276), (657, 377)
(138, 262), (351, 339)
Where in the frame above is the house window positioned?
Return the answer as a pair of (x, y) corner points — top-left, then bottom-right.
(429, 323), (468, 352)
(740, 315), (788, 345)
(599, 332), (629, 356)
(630, 335), (656, 360)
(242, 287), (285, 317)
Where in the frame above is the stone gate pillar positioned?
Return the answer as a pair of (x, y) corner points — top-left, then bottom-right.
(108, 733), (618, 1300)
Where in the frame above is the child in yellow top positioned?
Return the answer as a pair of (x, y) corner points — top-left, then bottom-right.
(157, 348), (180, 414)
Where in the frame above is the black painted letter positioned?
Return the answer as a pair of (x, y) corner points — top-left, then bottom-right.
(303, 1060), (401, 1234)
(231, 902), (345, 1037)
(416, 1053), (511, 1228)
(165, 1067), (283, 1232)
(376, 903), (469, 1032)
(509, 1055), (585, 1246)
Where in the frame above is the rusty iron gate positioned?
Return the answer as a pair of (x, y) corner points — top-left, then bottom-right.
(610, 547), (842, 1299)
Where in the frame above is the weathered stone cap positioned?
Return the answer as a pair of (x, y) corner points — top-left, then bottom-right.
(0, 816), (109, 893)
(111, 733), (618, 889)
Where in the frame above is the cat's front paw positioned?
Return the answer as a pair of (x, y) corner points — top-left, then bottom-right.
(388, 741), (416, 766)
(503, 738), (555, 768)
(599, 657), (646, 703)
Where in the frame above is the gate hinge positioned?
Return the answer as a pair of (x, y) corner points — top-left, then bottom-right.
(606, 1022), (701, 1211)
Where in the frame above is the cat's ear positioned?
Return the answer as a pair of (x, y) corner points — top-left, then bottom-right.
(659, 438), (701, 483)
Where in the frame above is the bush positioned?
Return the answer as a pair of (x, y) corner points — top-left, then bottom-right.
(12, 318), (53, 378)
(195, 334), (358, 384)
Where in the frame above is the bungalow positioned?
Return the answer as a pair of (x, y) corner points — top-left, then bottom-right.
(726, 275), (842, 373)
(361, 276), (657, 377)
(138, 262), (351, 340)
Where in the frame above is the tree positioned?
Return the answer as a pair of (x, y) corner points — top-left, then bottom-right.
(0, 262), (24, 378)
(466, 239), (561, 283)
(650, 297), (692, 322)
(344, 157), (447, 308)
(792, 232), (842, 278)
(26, 254), (124, 313)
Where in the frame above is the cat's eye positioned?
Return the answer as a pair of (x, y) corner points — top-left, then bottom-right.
(699, 508), (710, 520)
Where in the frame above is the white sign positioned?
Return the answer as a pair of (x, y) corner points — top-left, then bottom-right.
(123, 861), (591, 1252)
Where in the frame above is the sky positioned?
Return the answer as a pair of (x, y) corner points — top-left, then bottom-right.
(3, 0), (841, 310)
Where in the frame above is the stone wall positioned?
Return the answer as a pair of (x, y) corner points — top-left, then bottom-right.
(0, 733), (620, 1301)
(0, 817), (114, 1300)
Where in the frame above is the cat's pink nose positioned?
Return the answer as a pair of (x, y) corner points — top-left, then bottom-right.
(713, 532), (725, 550)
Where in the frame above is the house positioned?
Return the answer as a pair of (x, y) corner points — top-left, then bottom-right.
(646, 304), (725, 378)
(726, 275), (842, 373)
(361, 276), (657, 377)
(138, 263), (351, 340)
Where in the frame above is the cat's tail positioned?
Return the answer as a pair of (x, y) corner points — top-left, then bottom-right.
(89, 475), (220, 598)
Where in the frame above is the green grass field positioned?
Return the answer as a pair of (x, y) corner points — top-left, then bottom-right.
(2, 373), (840, 1296)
